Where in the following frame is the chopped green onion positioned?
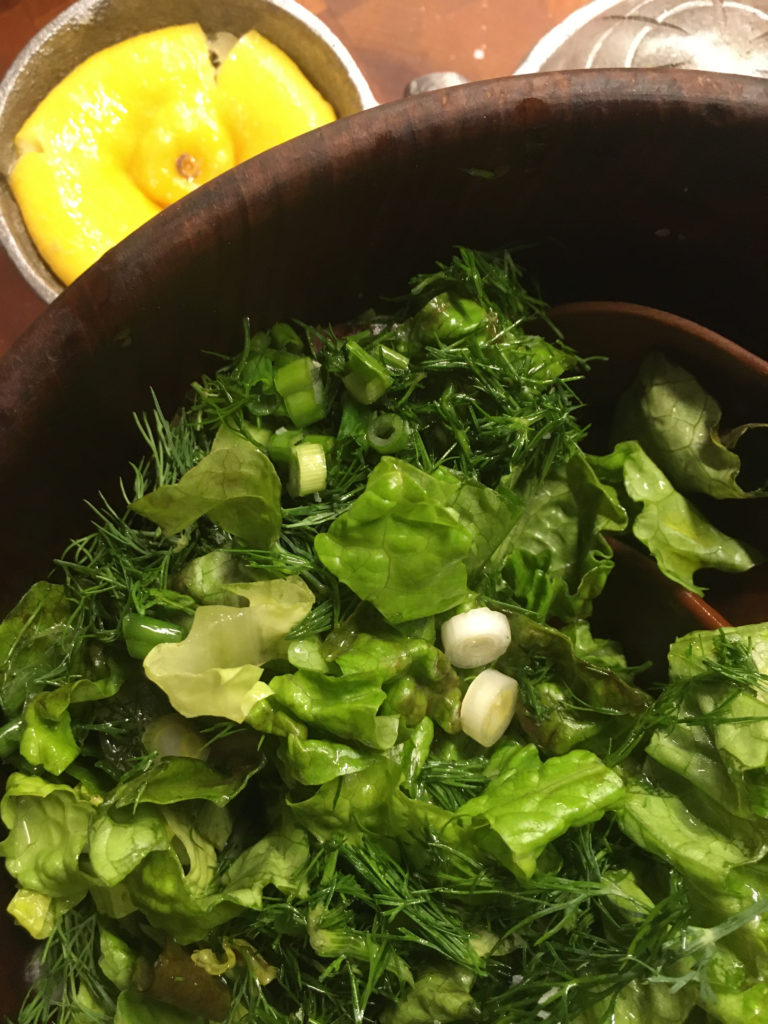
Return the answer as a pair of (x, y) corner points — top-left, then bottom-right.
(460, 668), (518, 747)
(240, 422), (271, 448)
(288, 442), (328, 497)
(367, 412), (410, 454)
(343, 340), (392, 404)
(269, 322), (304, 354)
(303, 433), (336, 455)
(283, 388), (325, 427)
(267, 427), (304, 464)
(379, 344), (410, 372)
(274, 356), (316, 395)
(122, 613), (186, 660)
(274, 356), (325, 427)
(441, 607), (511, 669)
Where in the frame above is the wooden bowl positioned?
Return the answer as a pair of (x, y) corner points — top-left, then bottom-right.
(1, 68), (768, 1015)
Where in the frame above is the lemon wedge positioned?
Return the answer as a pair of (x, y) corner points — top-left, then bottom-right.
(10, 23), (336, 287)
(217, 30), (336, 163)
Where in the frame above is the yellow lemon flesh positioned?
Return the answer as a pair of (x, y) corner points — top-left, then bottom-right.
(10, 23), (336, 287)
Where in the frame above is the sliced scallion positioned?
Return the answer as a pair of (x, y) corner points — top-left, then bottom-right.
(441, 607), (511, 669)
(460, 668), (519, 747)
(288, 441), (328, 497)
(343, 340), (392, 405)
(367, 412), (410, 454)
(274, 356), (325, 427)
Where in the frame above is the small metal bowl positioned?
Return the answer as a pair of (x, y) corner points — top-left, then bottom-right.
(517, 0), (768, 77)
(0, 0), (376, 303)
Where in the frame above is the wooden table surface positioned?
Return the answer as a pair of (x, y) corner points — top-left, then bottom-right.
(0, 0), (585, 352)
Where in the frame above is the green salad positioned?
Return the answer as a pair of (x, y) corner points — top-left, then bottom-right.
(2, 248), (768, 1024)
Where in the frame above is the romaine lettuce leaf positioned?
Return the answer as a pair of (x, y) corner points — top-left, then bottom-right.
(455, 743), (624, 878)
(589, 441), (756, 593)
(617, 779), (761, 885)
(502, 608), (648, 709)
(314, 457), (474, 623)
(613, 352), (768, 499)
(269, 666), (399, 751)
(289, 757), (459, 852)
(334, 632), (462, 733)
(500, 449), (628, 619)
(276, 734), (378, 785)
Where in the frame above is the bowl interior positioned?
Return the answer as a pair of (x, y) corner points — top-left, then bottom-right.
(0, 0), (375, 301)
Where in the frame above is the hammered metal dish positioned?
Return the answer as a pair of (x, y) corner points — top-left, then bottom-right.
(517, 0), (768, 76)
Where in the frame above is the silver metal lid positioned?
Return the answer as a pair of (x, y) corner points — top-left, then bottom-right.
(517, 0), (768, 77)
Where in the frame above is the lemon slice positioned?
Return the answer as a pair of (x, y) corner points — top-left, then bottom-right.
(216, 30), (336, 162)
(10, 23), (336, 287)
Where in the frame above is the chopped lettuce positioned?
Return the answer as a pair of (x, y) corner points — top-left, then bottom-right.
(456, 743), (624, 878)
(5, 248), (768, 1024)
(314, 457), (476, 623)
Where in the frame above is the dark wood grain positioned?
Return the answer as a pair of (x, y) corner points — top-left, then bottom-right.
(1, 65), (768, 1019)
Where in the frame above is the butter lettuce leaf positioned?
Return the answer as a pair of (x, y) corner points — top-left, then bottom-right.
(130, 427), (282, 547)
(143, 577), (314, 721)
(0, 773), (94, 902)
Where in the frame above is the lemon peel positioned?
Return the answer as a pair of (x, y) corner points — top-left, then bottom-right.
(10, 23), (336, 287)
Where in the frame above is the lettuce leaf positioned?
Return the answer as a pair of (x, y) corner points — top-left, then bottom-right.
(276, 734), (379, 785)
(589, 441), (755, 593)
(315, 457), (474, 623)
(380, 967), (477, 1023)
(500, 449), (628, 619)
(613, 352), (768, 499)
(269, 666), (399, 752)
(616, 779), (761, 886)
(455, 743), (624, 878)
(19, 658), (123, 775)
(130, 427), (282, 547)
(143, 577), (314, 721)
(0, 773), (93, 903)
(106, 755), (262, 809)
(0, 580), (78, 715)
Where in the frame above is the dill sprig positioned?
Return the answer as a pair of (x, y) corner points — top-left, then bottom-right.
(17, 904), (116, 1024)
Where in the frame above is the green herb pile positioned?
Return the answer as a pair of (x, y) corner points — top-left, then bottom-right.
(2, 249), (768, 1024)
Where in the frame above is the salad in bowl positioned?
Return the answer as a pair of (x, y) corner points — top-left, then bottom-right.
(1, 248), (767, 1024)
